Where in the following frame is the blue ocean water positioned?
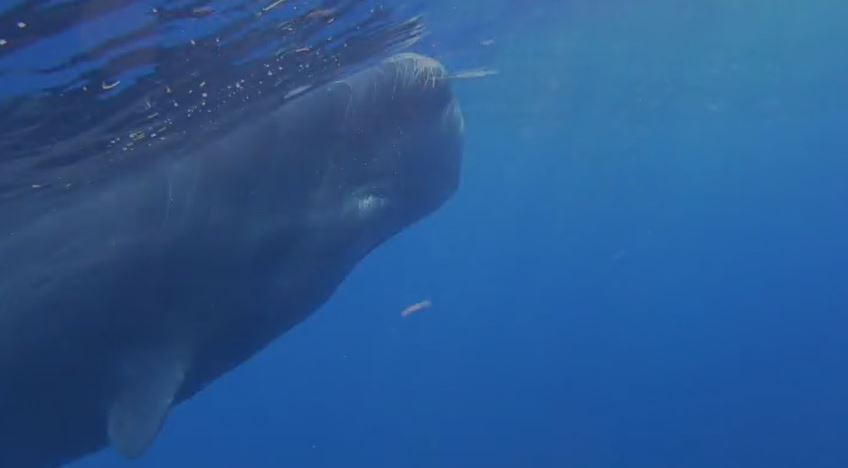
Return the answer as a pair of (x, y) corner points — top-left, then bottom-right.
(2, 0), (846, 466)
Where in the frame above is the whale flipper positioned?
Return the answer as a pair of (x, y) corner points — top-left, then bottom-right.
(107, 349), (188, 458)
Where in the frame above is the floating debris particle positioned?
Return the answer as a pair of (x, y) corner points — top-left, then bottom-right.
(447, 68), (500, 80)
(17, 21), (26, 29)
(284, 85), (310, 99)
(295, 46), (311, 53)
(0, 39), (7, 46)
(31, 184), (42, 189)
(191, 6), (215, 17)
(480, 38), (495, 46)
(101, 80), (121, 90)
(400, 299), (432, 318)
(262, 0), (286, 13)
(306, 8), (337, 21)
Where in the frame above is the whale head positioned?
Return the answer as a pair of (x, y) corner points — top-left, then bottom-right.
(243, 53), (464, 261)
(322, 53), (464, 246)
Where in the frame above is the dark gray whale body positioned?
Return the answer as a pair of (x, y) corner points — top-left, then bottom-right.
(0, 53), (463, 467)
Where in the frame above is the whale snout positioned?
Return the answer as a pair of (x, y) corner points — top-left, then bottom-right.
(363, 53), (464, 218)
(260, 53), (464, 246)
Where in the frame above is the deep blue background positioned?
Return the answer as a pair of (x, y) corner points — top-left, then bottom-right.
(64, 1), (848, 466)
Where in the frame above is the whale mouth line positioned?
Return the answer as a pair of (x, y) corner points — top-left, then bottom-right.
(340, 187), (393, 223)
(353, 182), (394, 207)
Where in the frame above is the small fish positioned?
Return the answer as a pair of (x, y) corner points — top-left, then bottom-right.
(400, 299), (432, 318)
